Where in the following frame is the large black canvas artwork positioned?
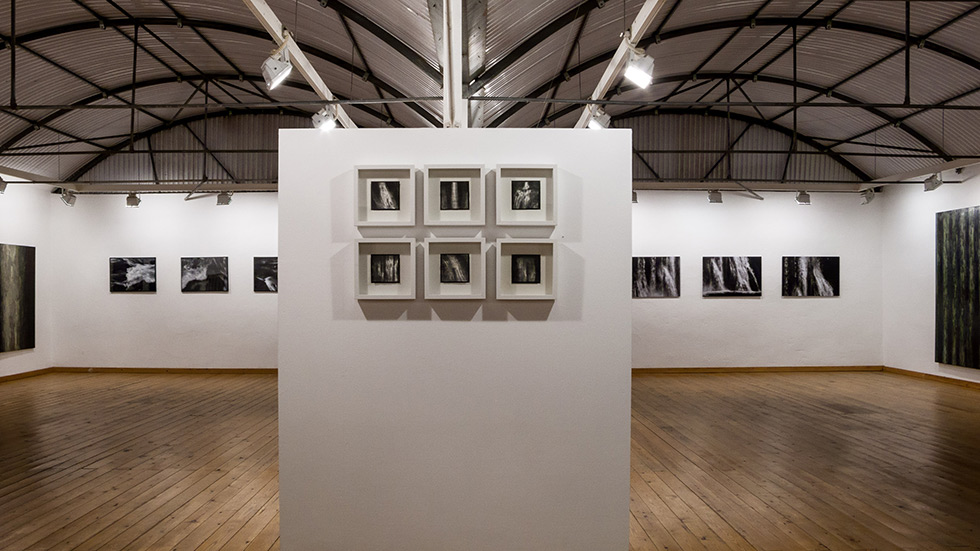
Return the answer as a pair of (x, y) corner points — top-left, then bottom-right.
(181, 257), (229, 292)
(702, 256), (762, 297)
(440, 181), (470, 210)
(0, 243), (35, 353)
(782, 257), (839, 297)
(440, 253), (470, 283)
(511, 180), (541, 210)
(512, 254), (541, 284)
(110, 257), (157, 293)
(370, 181), (400, 210)
(254, 257), (278, 293)
(633, 257), (680, 298)
(371, 254), (400, 284)
(937, 206), (980, 369)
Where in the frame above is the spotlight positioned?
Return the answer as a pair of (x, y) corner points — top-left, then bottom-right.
(312, 106), (337, 131)
(624, 49), (655, 89)
(0, 180), (6, 194)
(708, 190), (723, 204)
(587, 107), (611, 130)
(60, 189), (76, 207)
(261, 47), (292, 90)
(126, 192), (140, 208)
(796, 190), (811, 205)
(923, 173), (943, 192)
(216, 191), (232, 206)
(860, 189), (875, 205)
(632, 190), (638, 204)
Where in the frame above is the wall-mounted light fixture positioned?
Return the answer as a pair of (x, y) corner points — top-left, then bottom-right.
(707, 190), (722, 204)
(216, 192), (232, 206)
(61, 189), (77, 207)
(795, 191), (811, 205)
(261, 41), (292, 90)
(126, 192), (141, 208)
(923, 173), (943, 192)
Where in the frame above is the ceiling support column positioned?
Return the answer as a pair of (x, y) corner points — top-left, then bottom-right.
(443, 0), (467, 127)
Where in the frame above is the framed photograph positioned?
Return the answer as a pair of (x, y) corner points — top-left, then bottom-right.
(370, 254), (400, 284)
(937, 206), (980, 368)
(254, 257), (278, 293)
(511, 179), (542, 210)
(512, 254), (542, 284)
(370, 180), (400, 211)
(0, 243), (36, 352)
(633, 257), (680, 298)
(782, 256), (839, 297)
(110, 257), (157, 293)
(440, 180), (470, 210)
(702, 256), (762, 297)
(181, 257), (229, 292)
(440, 253), (470, 283)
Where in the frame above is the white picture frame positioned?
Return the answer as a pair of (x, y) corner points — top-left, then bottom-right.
(356, 238), (417, 300)
(423, 165), (486, 226)
(496, 165), (557, 226)
(423, 238), (486, 300)
(355, 166), (415, 226)
(496, 239), (556, 300)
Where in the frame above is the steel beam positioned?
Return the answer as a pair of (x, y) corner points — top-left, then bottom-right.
(443, 0), (467, 127)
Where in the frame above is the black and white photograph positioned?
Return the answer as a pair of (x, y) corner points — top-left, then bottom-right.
(937, 206), (980, 368)
(512, 254), (541, 284)
(0, 243), (36, 353)
(181, 257), (229, 292)
(511, 179), (541, 210)
(702, 256), (762, 297)
(110, 257), (157, 293)
(254, 257), (278, 293)
(782, 256), (840, 297)
(440, 253), (470, 283)
(370, 254), (400, 284)
(633, 257), (680, 298)
(440, 180), (470, 210)
(370, 180), (400, 211)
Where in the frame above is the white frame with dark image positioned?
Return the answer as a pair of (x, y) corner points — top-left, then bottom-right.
(355, 166), (415, 226)
(423, 165), (485, 226)
(356, 238), (416, 299)
(495, 239), (555, 300)
(423, 238), (486, 300)
(496, 165), (556, 226)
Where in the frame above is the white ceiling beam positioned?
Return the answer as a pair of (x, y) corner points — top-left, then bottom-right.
(573, 0), (669, 129)
(443, 0), (468, 127)
(241, 0), (357, 129)
(865, 158), (980, 189)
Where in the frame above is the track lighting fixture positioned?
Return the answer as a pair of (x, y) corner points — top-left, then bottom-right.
(923, 173), (943, 192)
(0, 180), (6, 194)
(126, 193), (141, 208)
(261, 41), (292, 90)
(60, 189), (76, 207)
(216, 192), (232, 206)
(860, 189), (875, 205)
(587, 107), (611, 130)
(624, 48), (655, 89)
(796, 191), (811, 205)
(312, 105), (338, 131)
(707, 190), (722, 204)
(632, 191), (638, 204)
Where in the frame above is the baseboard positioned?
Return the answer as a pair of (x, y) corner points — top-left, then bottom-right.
(632, 366), (884, 375)
(1, 366), (277, 383)
(882, 366), (980, 391)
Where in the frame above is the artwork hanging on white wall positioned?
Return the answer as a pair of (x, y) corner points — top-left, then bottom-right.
(782, 256), (839, 297)
(253, 257), (278, 293)
(632, 256), (680, 298)
(181, 257), (229, 292)
(0, 243), (35, 353)
(702, 256), (762, 297)
(110, 257), (157, 293)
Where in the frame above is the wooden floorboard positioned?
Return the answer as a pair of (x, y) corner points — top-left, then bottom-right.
(2, 370), (979, 550)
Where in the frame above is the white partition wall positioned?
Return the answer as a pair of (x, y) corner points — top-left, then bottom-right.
(278, 128), (632, 550)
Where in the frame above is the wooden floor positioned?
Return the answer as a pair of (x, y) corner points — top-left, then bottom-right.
(2, 371), (979, 550)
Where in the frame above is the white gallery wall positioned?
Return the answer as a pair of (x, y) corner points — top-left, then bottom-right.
(278, 128), (632, 550)
(882, 172), (980, 384)
(48, 192), (279, 369)
(0, 184), (53, 377)
(631, 190), (884, 368)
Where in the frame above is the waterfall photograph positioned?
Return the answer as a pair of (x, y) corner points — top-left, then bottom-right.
(0, 243), (36, 353)
(936, 206), (980, 369)
(782, 257), (839, 297)
(511, 179), (541, 210)
(440, 180), (470, 210)
(440, 253), (470, 283)
(181, 257), (229, 292)
(370, 180), (400, 210)
(632, 256), (680, 298)
(370, 254), (400, 284)
(702, 256), (762, 297)
(512, 254), (541, 284)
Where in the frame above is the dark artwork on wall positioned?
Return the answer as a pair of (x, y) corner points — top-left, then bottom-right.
(936, 206), (980, 369)
(440, 253), (470, 283)
(782, 257), (840, 297)
(0, 243), (35, 353)
(511, 180), (541, 210)
(440, 181), (470, 210)
(702, 256), (762, 297)
(370, 181), (400, 211)
(254, 257), (278, 293)
(181, 257), (229, 292)
(371, 254), (400, 284)
(110, 257), (157, 293)
(633, 257), (680, 298)
(512, 254), (541, 284)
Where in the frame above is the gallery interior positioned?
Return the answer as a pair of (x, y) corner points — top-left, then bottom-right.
(2, 0), (980, 549)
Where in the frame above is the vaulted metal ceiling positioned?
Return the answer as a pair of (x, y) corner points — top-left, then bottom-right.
(1, 0), (979, 194)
